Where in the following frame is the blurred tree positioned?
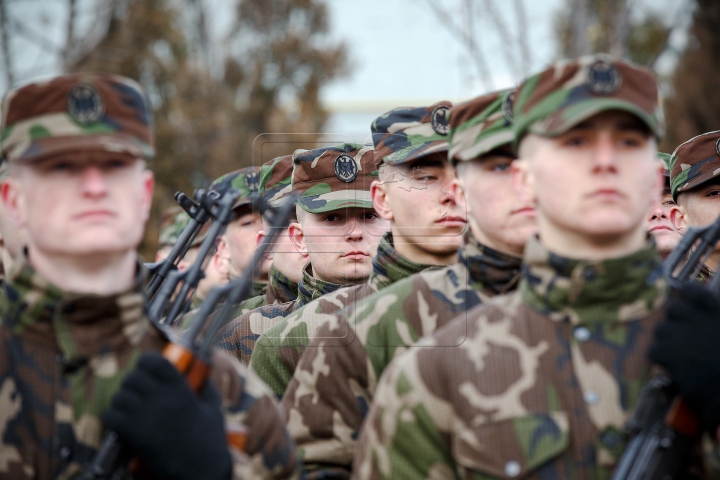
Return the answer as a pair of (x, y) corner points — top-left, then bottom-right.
(662, 0), (720, 151)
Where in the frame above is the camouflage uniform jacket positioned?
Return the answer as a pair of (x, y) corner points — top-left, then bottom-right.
(215, 264), (345, 365)
(0, 257), (299, 480)
(354, 237), (668, 480)
(235, 264), (299, 314)
(281, 237), (522, 478)
(250, 232), (438, 397)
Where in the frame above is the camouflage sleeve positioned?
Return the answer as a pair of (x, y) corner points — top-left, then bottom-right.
(281, 316), (370, 478)
(250, 320), (305, 399)
(212, 350), (301, 479)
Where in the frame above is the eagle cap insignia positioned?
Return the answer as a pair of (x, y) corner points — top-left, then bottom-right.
(334, 154), (358, 183)
(586, 59), (622, 95)
(244, 171), (259, 192)
(431, 105), (450, 136)
(502, 91), (515, 123)
(67, 84), (105, 125)
(716, 137), (720, 158)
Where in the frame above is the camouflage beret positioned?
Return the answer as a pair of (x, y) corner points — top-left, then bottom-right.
(158, 206), (208, 249)
(448, 89), (515, 164)
(371, 101), (451, 165)
(669, 131), (720, 202)
(292, 143), (378, 214)
(513, 53), (664, 147)
(657, 151), (671, 178)
(1, 73), (154, 163)
(259, 154), (294, 208)
(210, 166), (261, 209)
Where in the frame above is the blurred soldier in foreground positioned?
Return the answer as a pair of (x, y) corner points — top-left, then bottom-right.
(214, 143), (389, 365)
(250, 101), (466, 397)
(354, 54), (667, 479)
(0, 74), (298, 479)
(668, 131), (720, 280)
(647, 152), (681, 258)
(282, 89), (537, 478)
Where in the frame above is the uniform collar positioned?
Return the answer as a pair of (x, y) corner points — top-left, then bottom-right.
(250, 280), (267, 298)
(460, 235), (523, 295)
(0, 255), (151, 357)
(265, 264), (299, 304)
(520, 236), (667, 325)
(296, 263), (345, 308)
(368, 232), (437, 291)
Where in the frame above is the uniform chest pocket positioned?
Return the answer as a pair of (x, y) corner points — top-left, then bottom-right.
(452, 412), (570, 479)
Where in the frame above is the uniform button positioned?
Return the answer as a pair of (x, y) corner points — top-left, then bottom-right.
(59, 446), (71, 459)
(573, 326), (591, 342)
(505, 460), (521, 477)
(584, 390), (600, 405)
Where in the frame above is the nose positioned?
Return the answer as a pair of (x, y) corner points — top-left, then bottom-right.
(438, 177), (458, 206)
(345, 216), (364, 241)
(648, 203), (667, 222)
(80, 165), (109, 198)
(591, 133), (619, 173)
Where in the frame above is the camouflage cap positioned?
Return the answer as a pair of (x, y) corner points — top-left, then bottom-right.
(657, 151), (671, 179)
(158, 206), (209, 249)
(371, 101), (452, 165)
(513, 53), (665, 148)
(292, 143), (378, 214)
(448, 89), (515, 164)
(669, 130), (720, 201)
(210, 166), (261, 209)
(259, 154), (294, 207)
(1, 73), (154, 163)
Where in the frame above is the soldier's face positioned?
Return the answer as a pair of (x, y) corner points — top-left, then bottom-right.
(671, 179), (720, 265)
(289, 207), (389, 285)
(647, 187), (681, 257)
(456, 152), (537, 256)
(258, 223), (308, 284)
(3, 152), (153, 259)
(516, 111), (660, 250)
(374, 156), (466, 262)
(219, 209), (264, 278)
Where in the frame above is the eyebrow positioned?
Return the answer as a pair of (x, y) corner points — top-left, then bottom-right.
(570, 119), (649, 133)
(404, 158), (446, 171)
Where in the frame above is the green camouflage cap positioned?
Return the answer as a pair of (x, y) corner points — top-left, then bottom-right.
(448, 89), (515, 164)
(513, 53), (665, 148)
(292, 143), (378, 214)
(1, 73), (154, 162)
(371, 101), (451, 165)
(657, 151), (671, 178)
(259, 154), (294, 207)
(210, 165), (261, 209)
(158, 206), (209, 249)
(669, 130), (720, 202)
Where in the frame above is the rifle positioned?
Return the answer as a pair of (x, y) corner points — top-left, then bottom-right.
(611, 215), (720, 480)
(79, 192), (298, 480)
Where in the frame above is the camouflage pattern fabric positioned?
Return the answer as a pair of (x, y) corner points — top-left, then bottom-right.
(214, 263), (346, 365)
(0, 257), (299, 479)
(513, 53), (665, 147)
(353, 237), (668, 480)
(281, 236), (522, 478)
(448, 89), (514, 163)
(293, 143), (378, 214)
(157, 206), (209, 249)
(697, 263), (715, 285)
(669, 130), (720, 201)
(371, 101), (451, 166)
(657, 151), (671, 176)
(260, 154), (295, 208)
(250, 232), (438, 398)
(210, 166), (261, 209)
(234, 264), (299, 314)
(1, 74), (154, 162)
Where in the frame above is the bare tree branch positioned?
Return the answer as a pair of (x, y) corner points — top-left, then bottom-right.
(479, 0), (521, 80)
(62, 0), (76, 71)
(0, 0), (14, 86)
(512, 0), (530, 77)
(568, 0), (590, 57)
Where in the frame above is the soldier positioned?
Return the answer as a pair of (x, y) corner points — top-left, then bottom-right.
(0, 74), (298, 479)
(281, 89), (537, 477)
(212, 166), (271, 298)
(250, 101), (467, 397)
(647, 152), (680, 258)
(354, 54), (666, 479)
(233, 154), (308, 313)
(214, 143), (390, 364)
(668, 131), (720, 279)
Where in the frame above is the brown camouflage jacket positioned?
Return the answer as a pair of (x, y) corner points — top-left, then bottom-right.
(250, 232), (439, 397)
(214, 263), (345, 365)
(0, 257), (299, 479)
(281, 237), (522, 478)
(354, 237), (669, 480)
(236, 264), (299, 313)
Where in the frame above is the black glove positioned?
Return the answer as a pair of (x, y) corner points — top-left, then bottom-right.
(648, 282), (720, 435)
(102, 352), (232, 480)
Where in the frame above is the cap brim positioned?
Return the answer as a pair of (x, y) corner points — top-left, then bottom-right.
(10, 134), (154, 163)
(298, 190), (373, 214)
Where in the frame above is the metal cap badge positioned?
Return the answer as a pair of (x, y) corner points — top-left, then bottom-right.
(431, 105), (450, 135)
(334, 154), (359, 182)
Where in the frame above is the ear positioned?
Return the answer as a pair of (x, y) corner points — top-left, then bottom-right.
(371, 179), (393, 221)
(212, 250), (229, 280)
(216, 235), (231, 260)
(511, 158), (535, 204)
(1, 178), (26, 228)
(288, 221), (308, 255)
(669, 204), (688, 234)
(139, 169), (155, 224)
(256, 228), (273, 260)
